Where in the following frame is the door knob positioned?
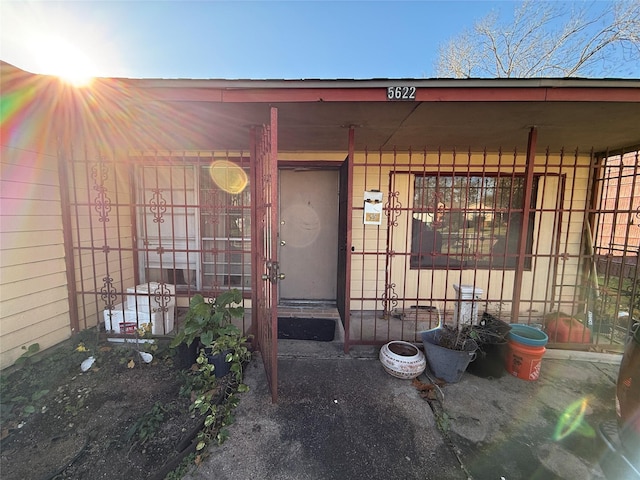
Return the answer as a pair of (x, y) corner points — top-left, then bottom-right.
(280, 240), (286, 246)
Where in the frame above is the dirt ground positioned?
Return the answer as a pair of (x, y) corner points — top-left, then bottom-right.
(0, 333), (219, 480)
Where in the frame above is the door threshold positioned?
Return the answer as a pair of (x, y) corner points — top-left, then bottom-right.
(279, 300), (337, 308)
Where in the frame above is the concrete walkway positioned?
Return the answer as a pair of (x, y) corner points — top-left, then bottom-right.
(185, 342), (620, 480)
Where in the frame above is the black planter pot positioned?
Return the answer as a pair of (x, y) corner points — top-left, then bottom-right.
(174, 341), (199, 370)
(467, 342), (508, 378)
(206, 349), (232, 378)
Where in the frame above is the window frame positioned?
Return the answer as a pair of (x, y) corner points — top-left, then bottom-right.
(134, 156), (252, 293)
(410, 173), (538, 270)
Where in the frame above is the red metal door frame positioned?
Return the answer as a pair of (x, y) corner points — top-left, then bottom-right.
(251, 107), (279, 403)
(342, 126), (355, 352)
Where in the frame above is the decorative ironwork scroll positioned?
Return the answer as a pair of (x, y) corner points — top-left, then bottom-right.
(149, 189), (167, 224)
(100, 276), (117, 310)
(385, 190), (402, 227)
(91, 161), (111, 223)
(153, 283), (172, 313)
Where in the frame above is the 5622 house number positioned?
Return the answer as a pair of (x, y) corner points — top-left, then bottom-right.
(387, 86), (416, 101)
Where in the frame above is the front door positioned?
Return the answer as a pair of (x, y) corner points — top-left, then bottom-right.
(278, 169), (339, 302)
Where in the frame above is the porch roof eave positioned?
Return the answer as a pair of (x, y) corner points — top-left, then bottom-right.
(114, 76), (640, 153)
(124, 76), (640, 104)
(4, 62), (638, 153)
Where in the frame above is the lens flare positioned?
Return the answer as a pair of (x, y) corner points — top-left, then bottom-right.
(208, 160), (248, 194)
(553, 396), (595, 441)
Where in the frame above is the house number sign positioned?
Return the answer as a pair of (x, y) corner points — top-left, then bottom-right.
(387, 86), (416, 101)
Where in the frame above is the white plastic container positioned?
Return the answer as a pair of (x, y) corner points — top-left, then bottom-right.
(126, 282), (175, 314)
(453, 284), (484, 325)
(103, 303), (175, 335)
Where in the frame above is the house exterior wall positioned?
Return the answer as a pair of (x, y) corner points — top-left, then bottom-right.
(596, 151), (640, 256)
(0, 133), (612, 368)
(0, 145), (71, 369)
(348, 149), (592, 322)
(3, 64), (638, 365)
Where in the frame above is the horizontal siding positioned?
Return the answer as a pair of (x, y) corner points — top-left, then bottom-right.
(1, 259), (67, 284)
(0, 145), (71, 370)
(0, 180), (61, 201)
(0, 156), (59, 179)
(1, 314), (70, 367)
(0, 214), (63, 232)
(0, 285), (67, 324)
(0, 272), (68, 302)
(0, 244), (65, 268)
(1, 230), (66, 250)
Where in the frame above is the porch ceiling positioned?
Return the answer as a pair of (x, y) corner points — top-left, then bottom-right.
(167, 99), (640, 154)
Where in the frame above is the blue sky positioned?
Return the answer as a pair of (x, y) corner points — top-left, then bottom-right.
(0, 1), (629, 80)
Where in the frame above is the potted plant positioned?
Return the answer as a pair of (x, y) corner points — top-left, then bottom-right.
(421, 324), (479, 383)
(422, 311), (517, 382)
(201, 323), (252, 379)
(171, 290), (248, 377)
(466, 312), (512, 378)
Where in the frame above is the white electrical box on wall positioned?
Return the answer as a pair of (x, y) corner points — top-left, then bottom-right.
(364, 190), (383, 225)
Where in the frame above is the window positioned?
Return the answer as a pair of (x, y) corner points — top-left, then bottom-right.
(411, 175), (536, 269)
(136, 158), (251, 291)
(137, 165), (198, 288)
(200, 165), (252, 290)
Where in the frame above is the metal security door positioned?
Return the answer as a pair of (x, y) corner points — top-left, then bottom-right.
(251, 107), (280, 403)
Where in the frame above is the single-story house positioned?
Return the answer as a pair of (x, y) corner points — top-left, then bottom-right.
(1, 61), (639, 401)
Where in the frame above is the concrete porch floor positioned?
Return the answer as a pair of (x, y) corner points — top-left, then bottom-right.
(185, 343), (621, 480)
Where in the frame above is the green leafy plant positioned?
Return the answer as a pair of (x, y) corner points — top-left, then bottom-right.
(169, 290), (252, 453)
(170, 290), (244, 349)
(191, 355), (249, 450)
(166, 452), (198, 480)
(209, 331), (252, 381)
(436, 411), (451, 433)
(14, 343), (40, 366)
(126, 401), (168, 444)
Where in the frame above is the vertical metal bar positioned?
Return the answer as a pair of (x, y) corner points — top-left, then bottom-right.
(129, 158), (140, 288)
(85, 144), (102, 330)
(512, 127), (537, 322)
(56, 137), (80, 334)
(382, 148), (396, 320)
(566, 148), (589, 341)
(268, 106), (279, 403)
(402, 149), (415, 335)
(585, 151), (602, 343)
(270, 107), (279, 288)
(70, 144), (88, 329)
(534, 151), (557, 323)
(343, 126), (355, 353)
(97, 152), (115, 327)
(111, 147), (127, 328)
(249, 127), (259, 341)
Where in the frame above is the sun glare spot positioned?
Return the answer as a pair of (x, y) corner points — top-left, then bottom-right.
(553, 396), (595, 441)
(209, 161), (249, 194)
(30, 34), (96, 87)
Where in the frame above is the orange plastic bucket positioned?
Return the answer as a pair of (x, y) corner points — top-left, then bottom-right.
(506, 340), (546, 381)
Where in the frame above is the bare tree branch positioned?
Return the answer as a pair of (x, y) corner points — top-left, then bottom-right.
(435, 0), (640, 78)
